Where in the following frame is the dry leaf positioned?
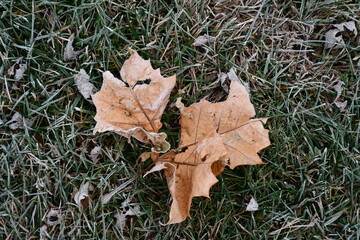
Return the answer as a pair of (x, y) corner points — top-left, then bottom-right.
(88, 146), (101, 163)
(45, 209), (62, 226)
(101, 178), (135, 205)
(246, 197), (259, 211)
(73, 69), (95, 101)
(332, 80), (347, 111)
(64, 34), (84, 61)
(93, 49), (176, 153)
(7, 112), (31, 130)
(218, 72), (229, 93)
(114, 202), (142, 230)
(73, 182), (93, 211)
(7, 60), (27, 80)
(39, 225), (48, 240)
(325, 21), (358, 49)
(150, 80), (270, 224)
(192, 35), (216, 46)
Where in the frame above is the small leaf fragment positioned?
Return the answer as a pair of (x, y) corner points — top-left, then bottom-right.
(88, 146), (101, 163)
(73, 69), (96, 101)
(73, 182), (94, 211)
(325, 21), (358, 49)
(192, 35), (216, 46)
(7, 112), (31, 130)
(114, 203), (141, 231)
(45, 209), (62, 226)
(64, 34), (84, 61)
(246, 197), (259, 211)
(7, 60), (27, 80)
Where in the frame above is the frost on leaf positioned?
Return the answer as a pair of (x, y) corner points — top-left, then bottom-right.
(148, 80), (270, 224)
(93, 49), (176, 153)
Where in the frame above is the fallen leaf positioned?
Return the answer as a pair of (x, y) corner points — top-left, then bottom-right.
(325, 21), (358, 49)
(64, 34), (84, 61)
(192, 35), (216, 46)
(150, 80), (270, 224)
(101, 178), (135, 205)
(39, 225), (48, 240)
(93, 49), (176, 153)
(7, 60), (27, 80)
(114, 204), (141, 231)
(332, 80), (347, 111)
(246, 197), (259, 211)
(73, 182), (94, 211)
(45, 208), (62, 226)
(7, 112), (31, 130)
(218, 72), (229, 93)
(334, 99), (347, 111)
(73, 69), (95, 101)
(88, 146), (101, 163)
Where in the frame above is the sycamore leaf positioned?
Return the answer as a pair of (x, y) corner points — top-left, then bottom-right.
(149, 80), (270, 224)
(93, 49), (176, 153)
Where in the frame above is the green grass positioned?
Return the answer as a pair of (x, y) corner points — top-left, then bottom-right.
(0, 0), (359, 239)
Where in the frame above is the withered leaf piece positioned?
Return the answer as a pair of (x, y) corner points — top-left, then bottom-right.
(7, 60), (27, 80)
(73, 182), (94, 211)
(73, 69), (95, 101)
(152, 80), (270, 224)
(93, 49), (176, 152)
(64, 34), (84, 61)
(325, 21), (358, 49)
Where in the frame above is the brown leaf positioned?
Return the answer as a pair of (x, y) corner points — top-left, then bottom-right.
(93, 49), (176, 152)
(152, 80), (270, 224)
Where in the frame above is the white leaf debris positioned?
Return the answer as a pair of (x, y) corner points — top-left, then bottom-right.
(325, 21), (358, 49)
(73, 182), (94, 210)
(64, 34), (84, 61)
(218, 72), (229, 93)
(333, 80), (344, 100)
(73, 69), (95, 100)
(192, 35), (216, 46)
(7, 112), (31, 130)
(332, 80), (347, 111)
(7, 60), (27, 80)
(88, 146), (101, 163)
(101, 178), (135, 205)
(39, 225), (48, 240)
(45, 209), (62, 226)
(114, 203), (142, 230)
(246, 197), (259, 211)
(227, 67), (250, 92)
(334, 100), (347, 111)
